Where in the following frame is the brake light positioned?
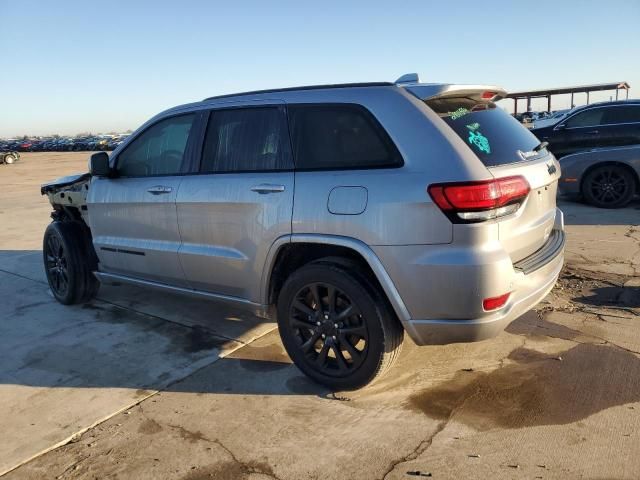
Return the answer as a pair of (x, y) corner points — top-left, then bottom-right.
(481, 91), (497, 99)
(428, 176), (530, 222)
(483, 293), (511, 311)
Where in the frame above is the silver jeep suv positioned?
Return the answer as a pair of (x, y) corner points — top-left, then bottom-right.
(41, 74), (565, 389)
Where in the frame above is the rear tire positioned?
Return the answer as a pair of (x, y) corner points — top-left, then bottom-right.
(4, 153), (17, 164)
(43, 221), (99, 305)
(582, 165), (636, 208)
(277, 260), (403, 390)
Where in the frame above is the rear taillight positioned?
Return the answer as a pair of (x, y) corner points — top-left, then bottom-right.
(428, 176), (530, 223)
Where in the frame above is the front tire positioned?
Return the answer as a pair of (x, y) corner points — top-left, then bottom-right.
(3, 153), (17, 164)
(43, 222), (99, 305)
(582, 165), (636, 208)
(277, 260), (403, 390)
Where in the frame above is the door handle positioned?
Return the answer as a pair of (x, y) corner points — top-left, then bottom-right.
(585, 130), (599, 135)
(147, 185), (173, 195)
(250, 184), (286, 194)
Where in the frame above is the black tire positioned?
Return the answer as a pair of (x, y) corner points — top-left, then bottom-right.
(582, 164), (636, 208)
(277, 259), (404, 390)
(4, 153), (17, 164)
(43, 221), (99, 305)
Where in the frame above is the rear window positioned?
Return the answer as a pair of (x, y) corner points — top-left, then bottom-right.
(288, 104), (403, 170)
(426, 98), (541, 167)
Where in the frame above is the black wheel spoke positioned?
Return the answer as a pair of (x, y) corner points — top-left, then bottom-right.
(291, 317), (315, 330)
(340, 335), (361, 362)
(316, 343), (329, 366)
(336, 304), (357, 321)
(293, 299), (315, 317)
(310, 284), (322, 310)
(331, 344), (349, 371)
(301, 332), (321, 353)
(326, 285), (336, 315)
(341, 324), (367, 338)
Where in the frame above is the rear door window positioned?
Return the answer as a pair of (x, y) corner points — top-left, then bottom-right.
(288, 104), (403, 170)
(427, 98), (540, 166)
(201, 107), (292, 172)
(602, 105), (640, 125)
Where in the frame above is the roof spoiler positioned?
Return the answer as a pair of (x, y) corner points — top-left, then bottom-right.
(393, 73), (507, 102)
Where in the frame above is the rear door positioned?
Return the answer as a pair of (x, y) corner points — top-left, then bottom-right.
(601, 104), (640, 147)
(176, 105), (294, 302)
(425, 96), (561, 262)
(88, 113), (198, 287)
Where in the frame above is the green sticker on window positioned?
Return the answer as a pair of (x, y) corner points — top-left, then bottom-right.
(450, 107), (470, 120)
(466, 123), (491, 154)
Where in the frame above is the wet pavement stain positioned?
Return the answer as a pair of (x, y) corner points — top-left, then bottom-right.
(408, 343), (640, 430)
(181, 460), (276, 480)
(138, 418), (163, 435)
(231, 342), (292, 372)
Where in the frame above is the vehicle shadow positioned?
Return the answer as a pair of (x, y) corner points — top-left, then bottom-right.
(574, 285), (640, 309)
(1, 249), (322, 396)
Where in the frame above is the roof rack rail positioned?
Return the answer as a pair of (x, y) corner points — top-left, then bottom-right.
(203, 82), (394, 101)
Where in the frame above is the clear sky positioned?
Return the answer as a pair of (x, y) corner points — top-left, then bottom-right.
(1, 0), (639, 137)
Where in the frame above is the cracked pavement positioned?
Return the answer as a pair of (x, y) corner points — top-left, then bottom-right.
(2, 153), (640, 479)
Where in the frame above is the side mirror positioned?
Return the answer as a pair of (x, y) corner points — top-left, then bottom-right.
(88, 151), (110, 177)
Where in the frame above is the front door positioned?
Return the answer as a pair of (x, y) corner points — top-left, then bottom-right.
(176, 105), (294, 303)
(87, 113), (198, 287)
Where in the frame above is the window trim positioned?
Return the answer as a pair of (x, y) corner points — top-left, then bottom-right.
(556, 104), (640, 130)
(286, 103), (405, 172)
(112, 112), (202, 179)
(197, 104), (295, 175)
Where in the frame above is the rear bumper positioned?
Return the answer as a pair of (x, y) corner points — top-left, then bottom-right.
(372, 208), (565, 346)
(402, 248), (563, 345)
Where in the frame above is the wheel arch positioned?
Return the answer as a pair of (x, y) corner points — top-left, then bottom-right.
(580, 161), (640, 195)
(261, 234), (411, 324)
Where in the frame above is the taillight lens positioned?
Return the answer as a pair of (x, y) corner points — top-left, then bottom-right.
(483, 292), (511, 311)
(428, 176), (530, 222)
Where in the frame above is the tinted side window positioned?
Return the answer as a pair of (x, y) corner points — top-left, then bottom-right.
(117, 114), (195, 176)
(565, 108), (605, 128)
(603, 105), (640, 125)
(201, 107), (292, 172)
(288, 104), (402, 170)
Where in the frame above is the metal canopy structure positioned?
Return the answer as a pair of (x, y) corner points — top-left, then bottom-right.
(507, 82), (631, 114)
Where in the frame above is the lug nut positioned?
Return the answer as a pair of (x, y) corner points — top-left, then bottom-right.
(324, 314), (329, 320)
(316, 322), (321, 326)
(334, 323), (338, 328)
(321, 334), (326, 339)
(332, 336), (337, 341)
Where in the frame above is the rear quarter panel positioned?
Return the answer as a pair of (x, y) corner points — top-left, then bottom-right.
(288, 87), (492, 246)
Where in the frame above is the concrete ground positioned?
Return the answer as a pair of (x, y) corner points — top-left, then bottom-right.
(1, 152), (639, 480)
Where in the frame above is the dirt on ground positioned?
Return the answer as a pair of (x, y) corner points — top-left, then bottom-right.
(1, 153), (639, 480)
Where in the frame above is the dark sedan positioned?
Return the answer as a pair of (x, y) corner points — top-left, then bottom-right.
(531, 100), (640, 158)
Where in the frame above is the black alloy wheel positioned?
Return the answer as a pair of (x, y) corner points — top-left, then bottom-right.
(289, 282), (369, 377)
(277, 260), (404, 390)
(582, 165), (635, 208)
(45, 232), (70, 298)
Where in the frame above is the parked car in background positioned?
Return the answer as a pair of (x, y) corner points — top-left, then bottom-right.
(531, 108), (572, 129)
(40, 76), (564, 389)
(1, 151), (20, 164)
(531, 100), (640, 158)
(559, 144), (639, 208)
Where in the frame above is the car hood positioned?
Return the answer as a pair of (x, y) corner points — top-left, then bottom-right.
(40, 172), (90, 195)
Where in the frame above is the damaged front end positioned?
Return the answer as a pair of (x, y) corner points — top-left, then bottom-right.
(41, 173), (92, 223)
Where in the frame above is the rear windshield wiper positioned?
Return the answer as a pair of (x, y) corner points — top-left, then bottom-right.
(533, 141), (549, 152)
